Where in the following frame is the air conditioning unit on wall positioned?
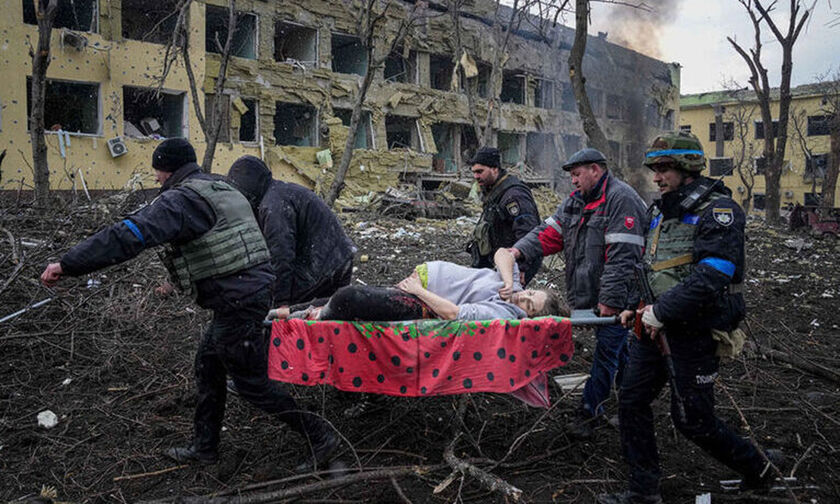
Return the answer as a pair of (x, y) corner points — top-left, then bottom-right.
(107, 136), (127, 158)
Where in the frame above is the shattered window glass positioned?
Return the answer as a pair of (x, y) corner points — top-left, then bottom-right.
(26, 78), (99, 135)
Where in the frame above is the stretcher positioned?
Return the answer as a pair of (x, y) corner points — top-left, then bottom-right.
(265, 311), (618, 406)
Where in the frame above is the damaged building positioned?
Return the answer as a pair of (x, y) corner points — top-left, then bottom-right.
(1, 0), (679, 201)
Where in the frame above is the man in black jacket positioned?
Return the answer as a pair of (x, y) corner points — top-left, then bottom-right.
(467, 147), (542, 285)
(40, 139), (337, 470)
(227, 155), (356, 306)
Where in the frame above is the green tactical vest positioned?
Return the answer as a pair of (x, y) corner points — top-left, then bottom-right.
(472, 173), (530, 256)
(161, 178), (270, 295)
(644, 193), (726, 298)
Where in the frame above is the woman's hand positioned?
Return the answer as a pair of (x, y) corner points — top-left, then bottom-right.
(397, 270), (424, 295)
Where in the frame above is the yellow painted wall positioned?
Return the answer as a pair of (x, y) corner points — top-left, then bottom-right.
(679, 93), (836, 210)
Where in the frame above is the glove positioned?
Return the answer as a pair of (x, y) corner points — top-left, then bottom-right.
(642, 306), (664, 329)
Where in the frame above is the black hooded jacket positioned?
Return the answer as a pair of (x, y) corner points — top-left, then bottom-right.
(60, 162), (275, 312)
(227, 156), (357, 304)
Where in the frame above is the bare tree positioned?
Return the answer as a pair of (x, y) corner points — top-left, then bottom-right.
(728, 0), (811, 224)
(448, 0), (484, 142)
(817, 74), (840, 207)
(158, 0), (238, 172)
(324, 1), (428, 207)
(725, 91), (759, 212)
(28, 0), (59, 206)
(567, 0), (613, 174)
(789, 106), (821, 203)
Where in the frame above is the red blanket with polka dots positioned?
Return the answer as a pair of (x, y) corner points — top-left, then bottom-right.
(266, 317), (573, 399)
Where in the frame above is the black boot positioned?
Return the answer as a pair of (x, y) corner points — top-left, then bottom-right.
(596, 491), (663, 504)
(295, 416), (339, 472)
(565, 408), (598, 440)
(740, 449), (785, 491)
(165, 444), (219, 465)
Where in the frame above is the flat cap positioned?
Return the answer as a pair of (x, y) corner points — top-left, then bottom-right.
(562, 147), (607, 171)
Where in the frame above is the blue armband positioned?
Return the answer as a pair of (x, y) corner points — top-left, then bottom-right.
(699, 257), (735, 278)
(122, 219), (146, 246)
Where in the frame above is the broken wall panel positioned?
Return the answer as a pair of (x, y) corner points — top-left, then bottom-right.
(26, 78), (99, 135)
(205, 6), (258, 59)
(123, 86), (186, 139)
(275, 102), (318, 147)
(331, 33), (367, 76)
(335, 108), (373, 149)
(275, 21), (318, 65)
(22, 0), (96, 32)
(122, 0), (180, 45)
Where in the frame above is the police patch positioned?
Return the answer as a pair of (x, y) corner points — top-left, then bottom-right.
(506, 201), (520, 216)
(712, 207), (734, 226)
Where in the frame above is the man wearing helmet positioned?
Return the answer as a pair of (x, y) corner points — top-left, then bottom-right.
(598, 132), (782, 504)
(510, 147), (647, 439)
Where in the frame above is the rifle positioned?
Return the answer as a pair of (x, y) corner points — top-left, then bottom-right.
(633, 263), (687, 424)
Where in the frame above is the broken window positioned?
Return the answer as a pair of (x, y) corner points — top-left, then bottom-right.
(26, 78), (99, 135)
(431, 123), (457, 173)
(709, 122), (734, 141)
(459, 61), (490, 98)
(807, 115), (830, 136)
(460, 126), (479, 165)
(497, 132), (523, 166)
(534, 79), (554, 109)
(606, 94), (624, 120)
(500, 71), (525, 105)
(429, 54), (454, 91)
(753, 193), (766, 210)
(274, 102), (317, 147)
(385, 115), (420, 150)
(561, 134), (581, 159)
(235, 98), (258, 142)
(526, 133), (560, 177)
(122, 0), (180, 45)
(805, 154), (828, 180)
(331, 33), (367, 76)
(680, 124), (692, 134)
(754, 119), (779, 139)
(205, 6), (257, 59)
(23, 0), (96, 32)
(560, 83), (576, 112)
(384, 47), (417, 83)
(204, 94), (231, 143)
(275, 21), (317, 66)
(123, 86), (186, 138)
(709, 157), (734, 176)
(334, 108), (373, 149)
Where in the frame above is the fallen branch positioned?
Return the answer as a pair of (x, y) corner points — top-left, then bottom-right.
(138, 465), (442, 504)
(113, 464), (188, 481)
(441, 434), (523, 502)
(761, 347), (840, 385)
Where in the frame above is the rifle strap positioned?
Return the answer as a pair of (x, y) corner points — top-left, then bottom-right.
(650, 254), (693, 271)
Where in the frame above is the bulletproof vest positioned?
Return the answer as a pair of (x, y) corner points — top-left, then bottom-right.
(644, 192), (726, 298)
(471, 173), (530, 256)
(161, 178), (270, 294)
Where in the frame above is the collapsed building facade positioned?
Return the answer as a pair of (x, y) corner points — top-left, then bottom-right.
(0, 0), (680, 202)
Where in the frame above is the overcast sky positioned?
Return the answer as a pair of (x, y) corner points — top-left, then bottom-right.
(587, 0), (839, 95)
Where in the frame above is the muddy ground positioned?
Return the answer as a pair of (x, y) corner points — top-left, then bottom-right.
(1, 193), (838, 503)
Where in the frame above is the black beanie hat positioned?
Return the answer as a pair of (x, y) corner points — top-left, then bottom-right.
(227, 155), (273, 206)
(469, 146), (501, 168)
(152, 138), (197, 172)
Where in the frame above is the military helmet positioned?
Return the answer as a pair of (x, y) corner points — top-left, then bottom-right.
(562, 147), (607, 171)
(643, 131), (705, 172)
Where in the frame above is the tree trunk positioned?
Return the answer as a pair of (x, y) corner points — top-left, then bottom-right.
(568, 0), (614, 176)
(325, 51), (377, 207)
(822, 121), (840, 208)
(201, 0), (237, 172)
(29, 0), (58, 207)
